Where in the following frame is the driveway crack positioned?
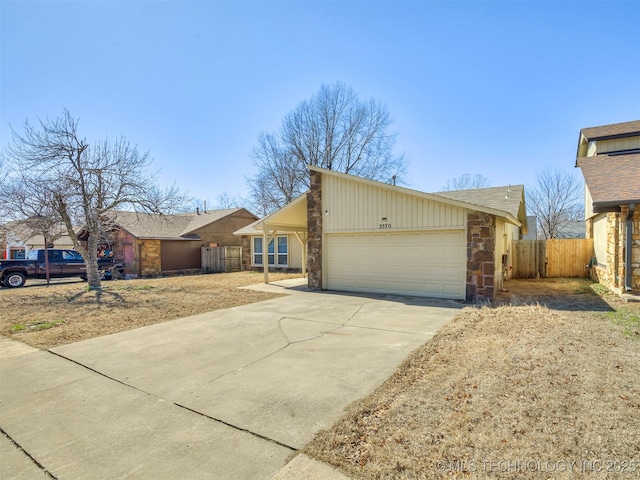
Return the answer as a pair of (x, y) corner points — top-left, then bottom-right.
(207, 306), (365, 385)
(1, 427), (58, 479)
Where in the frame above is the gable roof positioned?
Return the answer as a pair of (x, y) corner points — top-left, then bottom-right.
(433, 185), (526, 224)
(233, 219), (263, 236)
(113, 208), (255, 240)
(235, 168), (528, 236)
(580, 120), (640, 142)
(577, 153), (640, 210)
(310, 165), (526, 227)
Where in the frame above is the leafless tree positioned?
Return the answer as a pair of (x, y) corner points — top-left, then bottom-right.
(527, 166), (584, 239)
(248, 82), (407, 214)
(441, 173), (492, 191)
(214, 191), (246, 210)
(2, 109), (189, 289)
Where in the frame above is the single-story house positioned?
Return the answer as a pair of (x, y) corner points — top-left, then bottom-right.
(103, 208), (258, 277)
(576, 119), (640, 294)
(237, 166), (528, 301)
(1, 221), (74, 259)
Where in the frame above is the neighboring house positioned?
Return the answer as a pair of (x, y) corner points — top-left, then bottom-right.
(576, 119), (640, 294)
(523, 216), (538, 240)
(1, 220), (74, 259)
(103, 208), (258, 277)
(240, 166), (528, 302)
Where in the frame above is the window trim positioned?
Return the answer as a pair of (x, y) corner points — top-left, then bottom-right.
(252, 235), (288, 267)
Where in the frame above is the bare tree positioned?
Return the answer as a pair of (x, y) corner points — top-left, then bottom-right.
(441, 173), (492, 191)
(248, 82), (407, 214)
(214, 191), (245, 210)
(2, 109), (189, 289)
(527, 166), (584, 239)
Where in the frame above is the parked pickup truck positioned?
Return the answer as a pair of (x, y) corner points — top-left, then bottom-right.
(0, 249), (117, 288)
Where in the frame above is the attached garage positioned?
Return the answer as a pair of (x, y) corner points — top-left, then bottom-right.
(246, 166), (527, 302)
(326, 231), (466, 299)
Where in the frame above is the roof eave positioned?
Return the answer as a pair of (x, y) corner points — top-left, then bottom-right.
(308, 165), (520, 223)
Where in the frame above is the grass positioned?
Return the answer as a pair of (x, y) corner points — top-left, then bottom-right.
(0, 271), (303, 349)
(304, 279), (640, 479)
(11, 319), (65, 332)
(602, 308), (640, 336)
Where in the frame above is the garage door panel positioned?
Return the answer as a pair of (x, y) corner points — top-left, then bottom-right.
(326, 231), (466, 300)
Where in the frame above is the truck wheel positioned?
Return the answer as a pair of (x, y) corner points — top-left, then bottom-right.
(3, 272), (26, 288)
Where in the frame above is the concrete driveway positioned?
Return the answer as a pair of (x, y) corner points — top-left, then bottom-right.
(0, 279), (461, 479)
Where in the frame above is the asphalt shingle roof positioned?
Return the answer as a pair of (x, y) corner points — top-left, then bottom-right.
(578, 153), (640, 206)
(433, 184), (526, 220)
(112, 209), (244, 239)
(580, 120), (640, 141)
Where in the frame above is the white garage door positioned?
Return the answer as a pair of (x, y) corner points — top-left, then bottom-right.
(326, 231), (466, 299)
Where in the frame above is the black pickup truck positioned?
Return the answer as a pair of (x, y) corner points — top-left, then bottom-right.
(0, 249), (116, 288)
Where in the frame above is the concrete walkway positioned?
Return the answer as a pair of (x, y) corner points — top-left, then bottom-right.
(0, 280), (461, 479)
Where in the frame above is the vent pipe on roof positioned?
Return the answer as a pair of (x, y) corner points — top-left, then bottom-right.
(196, 207), (200, 215)
(625, 203), (635, 292)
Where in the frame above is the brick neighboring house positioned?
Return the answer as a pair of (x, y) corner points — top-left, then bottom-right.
(103, 208), (258, 277)
(576, 120), (640, 294)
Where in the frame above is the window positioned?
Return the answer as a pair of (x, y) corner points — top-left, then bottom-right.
(252, 236), (288, 266)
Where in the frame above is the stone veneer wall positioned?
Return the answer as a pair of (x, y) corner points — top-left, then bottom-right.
(632, 208), (640, 292)
(466, 211), (496, 302)
(593, 208), (640, 294)
(139, 239), (161, 277)
(307, 170), (323, 290)
(240, 235), (251, 271)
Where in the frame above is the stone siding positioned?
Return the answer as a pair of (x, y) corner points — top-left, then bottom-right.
(139, 239), (161, 277)
(307, 170), (323, 290)
(595, 207), (640, 294)
(632, 207), (640, 292)
(466, 211), (496, 302)
(241, 235), (251, 271)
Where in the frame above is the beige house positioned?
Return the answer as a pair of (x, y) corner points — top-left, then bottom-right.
(576, 120), (640, 294)
(240, 166), (527, 302)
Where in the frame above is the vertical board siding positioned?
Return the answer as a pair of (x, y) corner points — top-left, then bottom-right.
(545, 239), (594, 278)
(512, 239), (594, 278)
(323, 175), (466, 232)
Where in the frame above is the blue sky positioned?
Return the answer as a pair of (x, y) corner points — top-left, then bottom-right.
(1, 0), (639, 208)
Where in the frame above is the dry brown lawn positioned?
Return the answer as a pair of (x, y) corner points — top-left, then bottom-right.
(0, 271), (301, 350)
(304, 278), (640, 479)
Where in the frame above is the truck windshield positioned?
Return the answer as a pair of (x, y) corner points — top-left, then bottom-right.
(27, 250), (39, 260)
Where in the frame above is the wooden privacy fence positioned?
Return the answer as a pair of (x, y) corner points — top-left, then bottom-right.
(511, 238), (594, 278)
(201, 246), (242, 273)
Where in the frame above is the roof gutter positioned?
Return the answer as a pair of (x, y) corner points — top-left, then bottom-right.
(625, 203), (635, 292)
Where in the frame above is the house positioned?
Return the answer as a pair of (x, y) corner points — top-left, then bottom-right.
(576, 119), (640, 294)
(104, 208), (258, 277)
(1, 220), (74, 259)
(239, 166), (528, 301)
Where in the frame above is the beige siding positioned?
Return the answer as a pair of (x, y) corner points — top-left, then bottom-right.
(494, 218), (520, 288)
(585, 185), (594, 219)
(595, 137), (640, 155)
(322, 175), (466, 232)
(592, 213), (608, 266)
(289, 234), (303, 269)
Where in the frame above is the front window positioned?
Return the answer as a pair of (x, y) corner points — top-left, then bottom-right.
(253, 236), (288, 266)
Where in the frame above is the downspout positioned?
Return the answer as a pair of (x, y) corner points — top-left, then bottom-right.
(625, 203), (635, 292)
